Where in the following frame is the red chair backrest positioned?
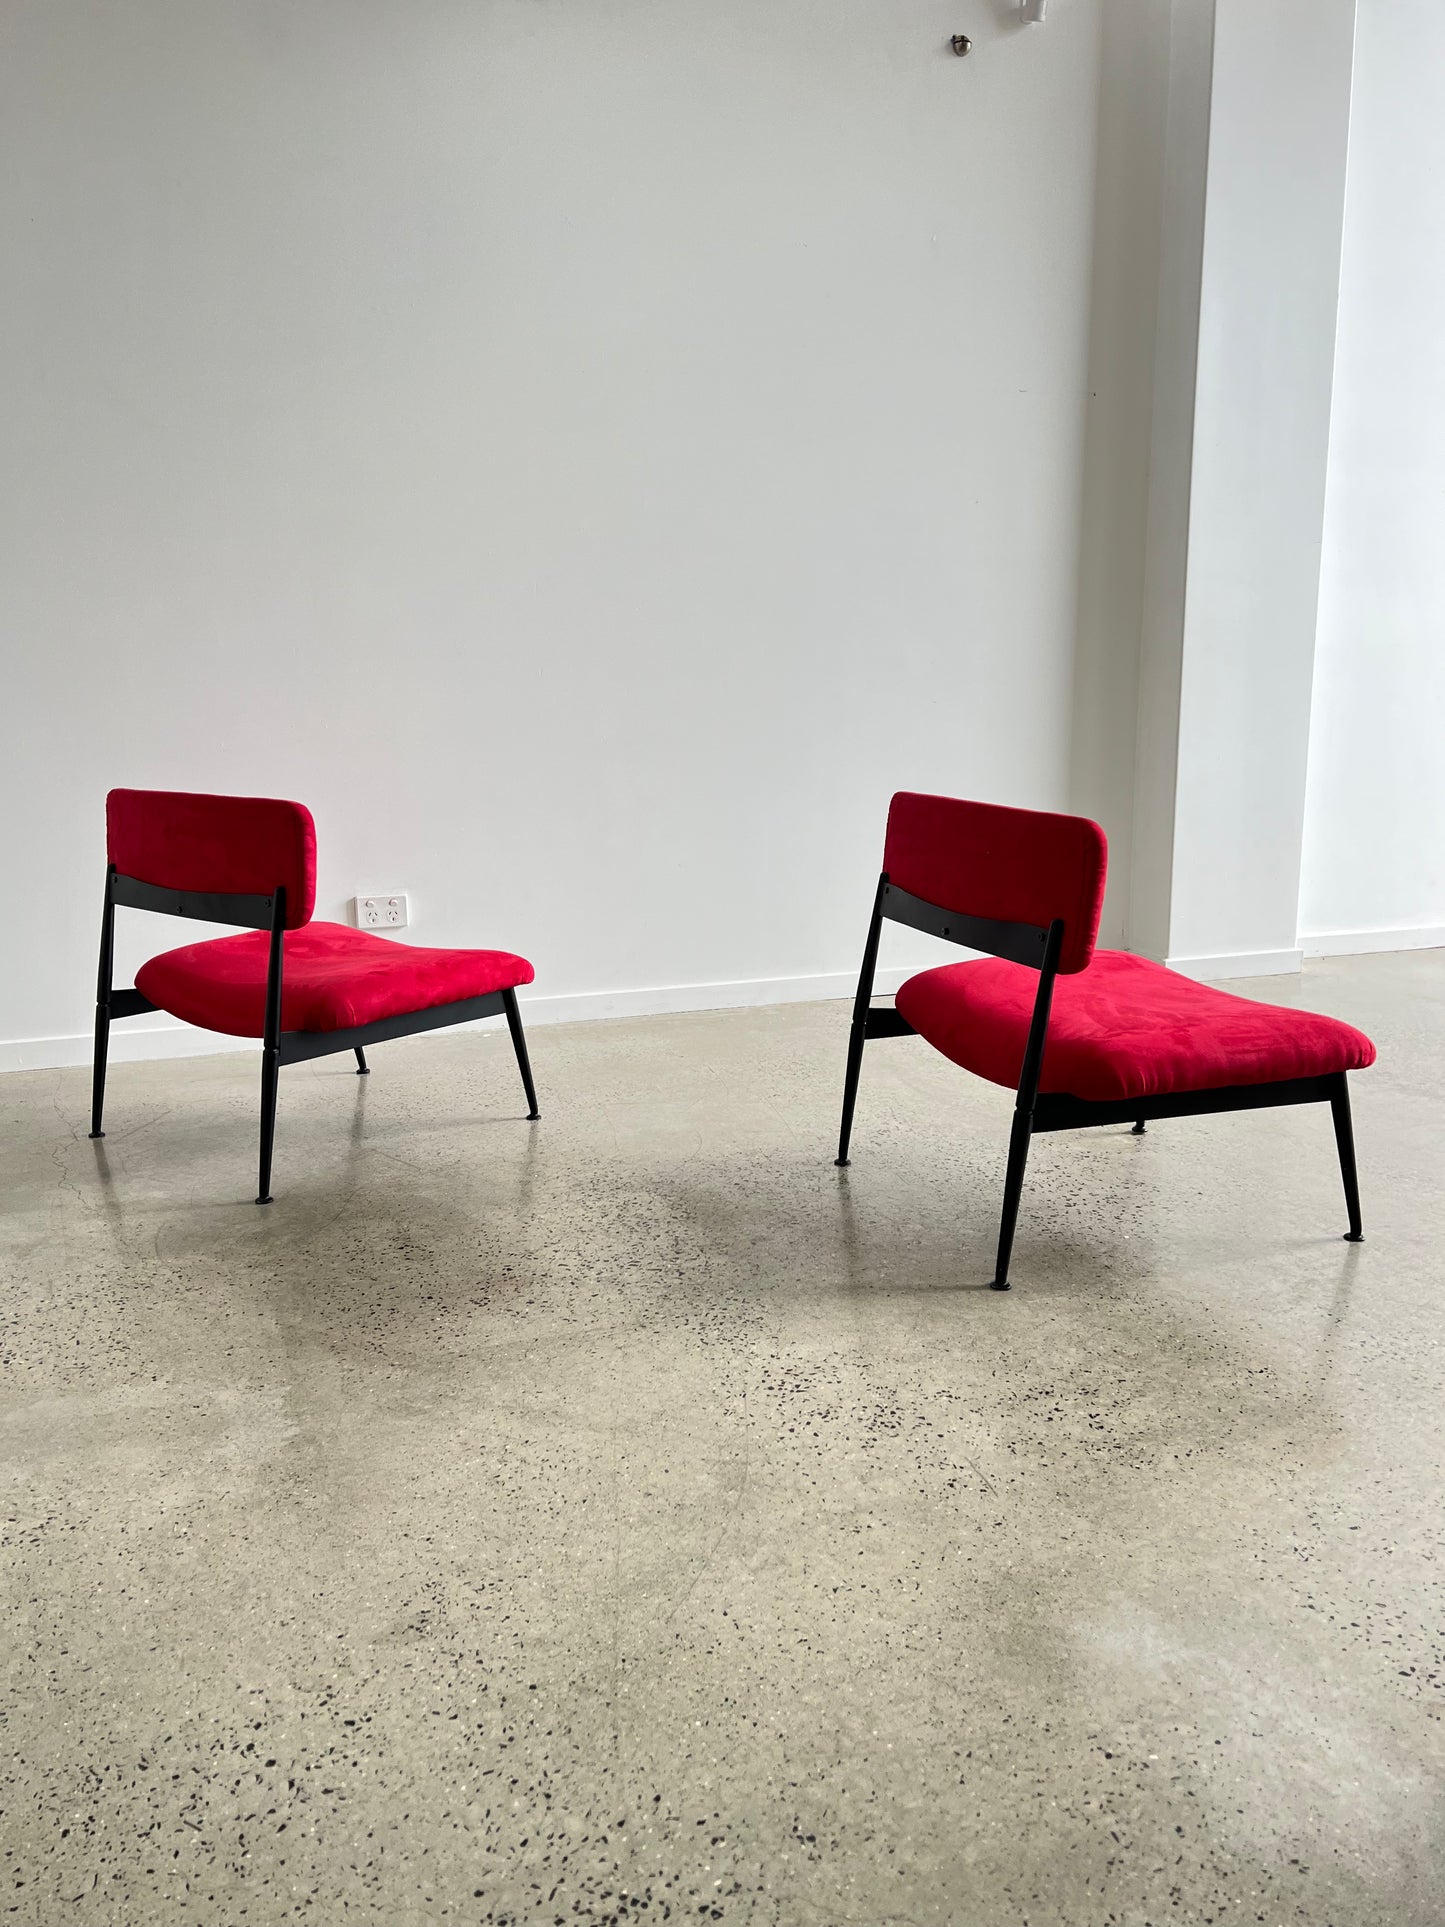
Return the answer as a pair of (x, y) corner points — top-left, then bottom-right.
(106, 789), (317, 929)
(883, 791), (1107, 975)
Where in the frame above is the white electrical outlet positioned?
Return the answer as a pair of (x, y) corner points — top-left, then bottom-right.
(353, 894), (409, 931)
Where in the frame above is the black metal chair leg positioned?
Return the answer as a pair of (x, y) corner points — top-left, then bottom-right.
(89, 1005), (111, 1139)
(503, 989), (540, 1120)
(989, 1111), (1035, 1291)
(1131, 1119), (1147, 1135)
(257, 1049), (280, 1204)
(354, 1047), (369, 1074)
(987, 919), (1063, 1292)
(256, 886), (286, 1203)
(836, 878), (886, 1167)
(1331, 1074), (1364, 1242)
(90, 867), (116, 1139)
(835, 1022), (867, 1167)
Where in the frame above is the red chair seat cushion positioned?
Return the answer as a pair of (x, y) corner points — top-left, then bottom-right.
(894, 950), (1376, 1103)
(136, 923), (535, 1038)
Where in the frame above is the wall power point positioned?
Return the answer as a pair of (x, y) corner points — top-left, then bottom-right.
(354, 894), (409, 931)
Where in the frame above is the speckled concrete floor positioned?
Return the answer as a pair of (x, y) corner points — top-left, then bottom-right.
(2, 951), (1442, 1926)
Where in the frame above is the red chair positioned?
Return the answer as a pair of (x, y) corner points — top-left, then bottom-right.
(836, 792), (1375, 1290)
(90, 789), (539, 1202)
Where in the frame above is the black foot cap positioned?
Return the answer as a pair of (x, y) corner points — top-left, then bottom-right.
(256, 1194), (273, 1206)
(988, 1278), (1012, 1292)
(834, 1157), (850, 1168)
(1131, 1121), (1147, 1135)
(1343, 1231), (1364, 1243)
(356, 1067), (370, 1075)
(527, 1110), (541, 1121)
(88, 1130), (105, 1140)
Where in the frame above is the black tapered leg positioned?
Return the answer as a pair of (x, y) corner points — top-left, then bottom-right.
(835, 1022), (868, 1168)
(89, 867), (117, 1139)
(987, 918), (1064, 1292)
(836, 878), (886, 1167)
(503, 989), (540, 1120)
(1131, 1119), (1147, 1135)
(1331, 1074), (1363, 1242)
(256, 887), (287, 1204)
(989, 1111), (1035, 1291)
(256, 1048), (280, 1204)
(354, 1047), (369, 1074)
(90, 1005), (111, 1139)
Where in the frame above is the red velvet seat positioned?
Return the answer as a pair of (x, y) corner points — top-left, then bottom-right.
(90, 789), (540, 1203)
(896, 950), (1375, 1104)
(837, 791), (1375, 1290)
(138, 923), (534, 1039)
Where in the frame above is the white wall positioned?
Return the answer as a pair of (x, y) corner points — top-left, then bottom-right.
(1299, 0), (1445, 954)
(1, 0), (1108, 1067)
(1125, 0), (1215, 965)
(1067, 0), (1171, 950)
(1162, 0), (1356, 978)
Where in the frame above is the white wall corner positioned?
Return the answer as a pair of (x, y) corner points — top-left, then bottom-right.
(1297, 0), (1445, 945)
(1135, 0), (1358, 970)
(1124, 0), (1218, 965)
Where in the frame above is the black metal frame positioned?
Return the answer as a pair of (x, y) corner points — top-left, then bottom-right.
(836, 872), (1364, 1291)
(90, 865), (540, 1203)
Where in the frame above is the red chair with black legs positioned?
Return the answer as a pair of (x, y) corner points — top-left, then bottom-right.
(90, 789), (540, 1203)
(835, 792), (1375, 1291)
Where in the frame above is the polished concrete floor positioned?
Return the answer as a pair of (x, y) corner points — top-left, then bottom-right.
(2, 951), (1442, 1925)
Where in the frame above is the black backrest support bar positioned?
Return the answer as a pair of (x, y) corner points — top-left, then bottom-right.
(111, 871), (281, 931)
(880, 879), (1052, 970)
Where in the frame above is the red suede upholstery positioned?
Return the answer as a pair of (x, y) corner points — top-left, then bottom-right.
(107, 789), (317, 929)
(883, 793), (1107, 975)
(895, 950), (1376, 1102)
(137, 923), (535, 1038)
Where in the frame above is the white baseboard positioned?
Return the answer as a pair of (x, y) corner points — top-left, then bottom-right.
(10, 931), (1436, 1075)
(0, 1020), (261, 1074)
(515, 965), (915, 1028)
(0, 966), (918, 1075)
(1300, 925), (1445, 959)
(1165, 947), (1304, 981)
